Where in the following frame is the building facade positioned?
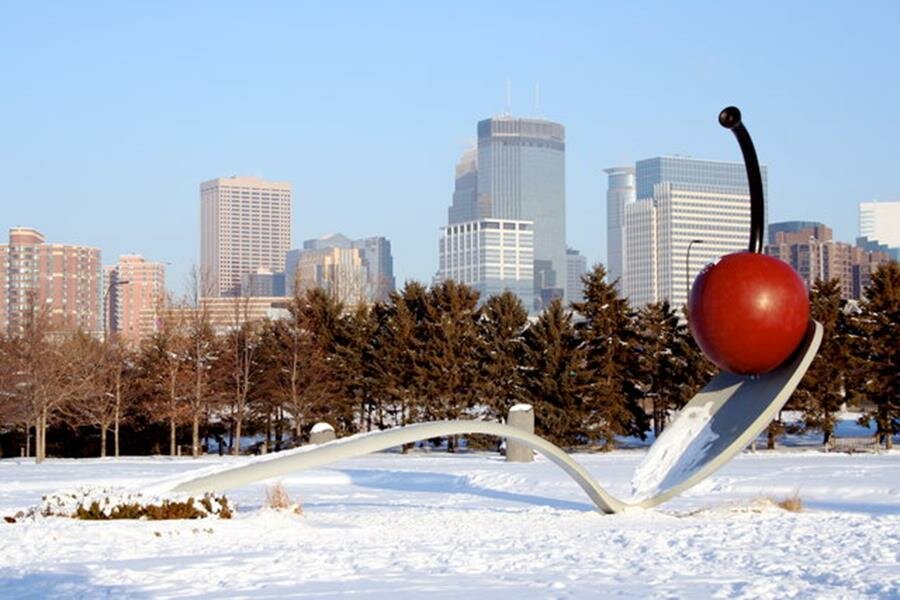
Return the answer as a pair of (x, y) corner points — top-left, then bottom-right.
(240, 267), (286, 298)
(1, 228), (102, 336)
(859, 200), (900, 251)
(106, 255), (166, 346)
(475, 116), (566, 308)
(288, 245), (369, 306)
(765, 222), (891, 300)
(436, 218), (534, 309)
(448, 146), (485, 225)
(200, 176), (292, 297)
(621, 156), (767, 308)
(603, 166), (635, 286)
(566, 248), (587, 304)
(286, 233), (394, 303)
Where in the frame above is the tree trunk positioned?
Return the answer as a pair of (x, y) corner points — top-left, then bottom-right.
(192, 414), (200, 458)
(232, 416), (242, 456)
(24, 423), (30, 458)
(170, 417), (176, 457)
(114, 371), (122, 458)
(100, 426), (107, 458)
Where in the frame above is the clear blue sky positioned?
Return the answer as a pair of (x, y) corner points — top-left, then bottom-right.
(2, 1), (898, 295)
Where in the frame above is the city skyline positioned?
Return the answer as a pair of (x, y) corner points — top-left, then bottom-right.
(2, 2), (899, 294)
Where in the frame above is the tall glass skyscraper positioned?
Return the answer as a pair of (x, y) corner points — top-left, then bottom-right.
(476, 116), (566, 309)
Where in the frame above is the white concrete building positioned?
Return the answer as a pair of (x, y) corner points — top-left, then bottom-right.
(200, 176), (292, 297)
(436, 218), (534, 310)
(603, 166), (635, 286)
(622, 157), (764, 308)
(859, 200), (900, 247)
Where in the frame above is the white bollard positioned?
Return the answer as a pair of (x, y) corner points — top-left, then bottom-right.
(309, 422), (336, 445)
(506, 404), (534, 463)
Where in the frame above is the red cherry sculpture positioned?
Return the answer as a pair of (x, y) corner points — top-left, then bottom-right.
(687, 106), (811, 375)
(689, 252), (809, 374)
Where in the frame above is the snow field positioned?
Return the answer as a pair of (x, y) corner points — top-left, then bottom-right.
(0, 450), (898, 598)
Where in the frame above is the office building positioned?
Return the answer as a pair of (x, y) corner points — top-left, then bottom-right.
(240, 267), (286, 298)
(621, 156), (767, 308)
(448, 146), (485, 224)
(604, 166), (635, 286)
(286, 233), (395, 303)
(436, 218), (534, 309)
(200, 175), (292, 297)
(1, 227), (102, 335)
(288, 245), (368, 305)
(859, 200), (900, 248)
(106, 255), (166, 346)
(476, 116), (566, 307)
(566, 248), (587, 304)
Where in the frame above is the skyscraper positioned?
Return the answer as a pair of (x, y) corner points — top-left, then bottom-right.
(566, 248), (587, 304)
(603, 166), (635, 286)
(286, 233), (395, 303)
(1, 227), (102, 335)
(290, 245), (369, 305)
(859, 200), (900, 248)
(200, 175), (292, 297)
(476, 116), (566, 308)
(106, 255), (166, 346)
(448, 146), (484, 224)
(436, 218), (534, 309)
(621, 156), (768, 307)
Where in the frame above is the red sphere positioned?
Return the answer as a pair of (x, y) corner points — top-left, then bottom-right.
(688, 252), (809, 375)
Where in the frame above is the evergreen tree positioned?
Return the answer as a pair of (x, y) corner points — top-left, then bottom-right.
(571, 264), (648, 446)
(793, 278), (848, 444)
(338, 304), (382, 431)
(521, 298), (592, 445)
(372, 282), (429, 433)
(417, 281), (481, 450)
(476, 291), (530, 421)
(854, 262), (899, 448)
(635, 301), (696, 436)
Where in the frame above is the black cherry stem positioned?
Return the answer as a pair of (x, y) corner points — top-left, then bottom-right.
(719, 106), (765, 254)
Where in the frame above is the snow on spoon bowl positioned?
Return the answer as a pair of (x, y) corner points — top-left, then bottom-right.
(159, 108), (823, 513)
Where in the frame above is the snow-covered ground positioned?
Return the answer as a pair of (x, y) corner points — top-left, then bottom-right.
(1, 446), (898, 598)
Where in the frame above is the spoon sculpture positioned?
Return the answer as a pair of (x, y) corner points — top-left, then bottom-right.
(164, 108), (823, 513)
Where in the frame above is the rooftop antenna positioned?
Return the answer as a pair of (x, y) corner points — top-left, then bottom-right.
(505, 79), (512, 115)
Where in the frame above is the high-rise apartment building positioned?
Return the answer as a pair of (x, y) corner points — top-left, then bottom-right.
(621, 156), (767, 307)
(476, 116), (566, 307)
(765, 222), (891, 300)
(200, 176), (292, 297)
(436, 218), (534, 309)
(859, 200), (900, 248)
(566, 248), (587, 304)
(1, 228), (102, 335)
(285, 233), (395, 303)
(106, 255), (166, 345)
(603, 166), (635, 286)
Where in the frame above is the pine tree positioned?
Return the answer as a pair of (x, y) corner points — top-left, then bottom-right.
(417, 281), (481, 450)
(476, 291), (529, 421)
(571, 264), (648, 446)
(793, 278), (848, 444)
(521, 298), (591, 445)
(338, 304), (382, 432)
(853, 262), (899, 448)
(372, 282), (429, 434)
(635, 301), (696, 436)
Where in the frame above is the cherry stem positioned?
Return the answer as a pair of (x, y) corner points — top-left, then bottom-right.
(719, 106), (765, 254)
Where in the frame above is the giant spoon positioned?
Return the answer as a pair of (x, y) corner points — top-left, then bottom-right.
(163, 108), (823, 513)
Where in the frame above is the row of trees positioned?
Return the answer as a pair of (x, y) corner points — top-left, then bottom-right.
(1, 262), (897, 460)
